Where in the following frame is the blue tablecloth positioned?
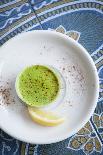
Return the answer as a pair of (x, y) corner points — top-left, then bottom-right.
(0, 0), (103, 154)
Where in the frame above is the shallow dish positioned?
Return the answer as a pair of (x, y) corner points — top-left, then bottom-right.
(0, 30), (99, 144)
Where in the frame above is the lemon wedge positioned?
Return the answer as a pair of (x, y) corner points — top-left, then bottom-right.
(28, 107), (65, 126)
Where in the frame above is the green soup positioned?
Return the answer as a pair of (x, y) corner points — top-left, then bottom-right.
(16, 65), (59, 107)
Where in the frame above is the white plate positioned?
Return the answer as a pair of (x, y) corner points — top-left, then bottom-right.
(0, 31), (99, 144)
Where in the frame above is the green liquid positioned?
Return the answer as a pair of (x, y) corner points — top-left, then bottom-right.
(16, 65), (59, 107)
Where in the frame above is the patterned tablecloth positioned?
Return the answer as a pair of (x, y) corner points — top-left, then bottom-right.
(0, 0), (103, 155)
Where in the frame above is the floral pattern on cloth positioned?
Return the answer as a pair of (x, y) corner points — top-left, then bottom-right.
(49, 25), (80, 41)
(68, 113), (103, 154)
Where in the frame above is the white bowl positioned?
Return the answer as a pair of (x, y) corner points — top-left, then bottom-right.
(0, 30), (99, 144)
(15, 64), (66, 108)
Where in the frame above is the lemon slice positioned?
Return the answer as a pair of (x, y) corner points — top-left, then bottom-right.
(28, 107), (65, 126)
